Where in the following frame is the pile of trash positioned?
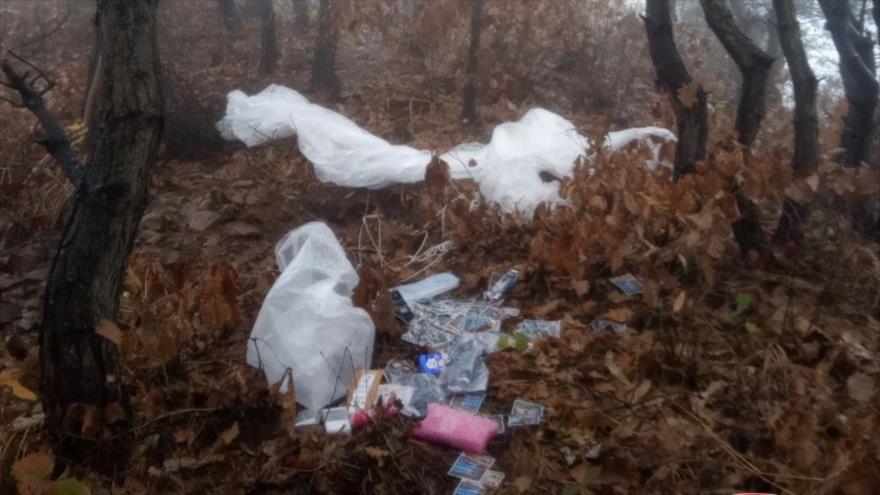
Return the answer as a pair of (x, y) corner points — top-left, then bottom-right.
(217, 85), (675, 216)
(246, 222), (572, 493)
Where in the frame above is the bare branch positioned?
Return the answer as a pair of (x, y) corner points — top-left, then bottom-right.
(9, 7), (71, 52)
(0, 55), (82, 184)
(0, 95), (23, 107)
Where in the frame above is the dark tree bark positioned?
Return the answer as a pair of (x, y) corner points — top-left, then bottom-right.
(772, 0), (820, 246)
(765, 6), (785, 108)
(3, 0), (164, 468)
(775, 0), (819, 173)
(293, 0), (309, 33)
(700, 0), (775, 147)
(81, 11), (104, 159)
(219, 0), (238, 31)
(700, 0), (776, 259)
(462, 0), (484, 122)
(258, 0), (277, 77)
(216, 0), (238, 65)
(874, 0), (880, 47)
(311, 0), (338, 92)
(819, 0), (878, 166)
(643, 0), (708, 179)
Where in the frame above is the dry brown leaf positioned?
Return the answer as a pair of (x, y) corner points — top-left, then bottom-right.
(105, 402), (127, 425)
(96, 319), (123, 347)
(677, 81), (699, 108)
(571, 280), (590, 297)
(608, 291), (631, 304)
(604, 307), (633, 323)
(163, 455), (224, 472)
(512, 475), (532, 493)
(570, 462), (590, 484)
(12, 452), (54, 483)
(605, 352), (631, 387)
(847, 372), (876, 403)
(534, 299), (563, 318)
(199, 261), (239, 331)
(672, 291), (686, 313)
(220, 422), (240, 445)
(364, 446), (391, 461)
(0, 372), (38, 401)
(631, 379), (652, 403)
(81, 405), (101, 438)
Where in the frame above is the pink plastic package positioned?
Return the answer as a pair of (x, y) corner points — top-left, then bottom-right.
(412, 403), (499, 454)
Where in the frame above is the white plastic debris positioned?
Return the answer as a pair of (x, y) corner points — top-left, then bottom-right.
(392, 272), (460, 306)
(443, 108), (590, 214)
(246, 222), (375, 411)
(217, 85), (674, 216)
(217, 85), (588, 216)
(603, 127), (676, 171)
(322, 406), (352, 435)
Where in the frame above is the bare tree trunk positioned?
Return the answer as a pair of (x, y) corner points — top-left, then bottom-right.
(772, 0), (820, 246)
(462, 0), (484, 123)
(25, 0), (162, 468)
(819, 0), (878, 166)
(219, 0), (237, 31)
(311, 0), (338, 92)
(643, 0), (708, 179)
(258, 0), (277, 77)
(765, 6), (785, 108)
(872, 0), (880, 237)
(700, 0), (775, 146)
(700, 0), (776, 258)
(81, 11), (104, 159)
(293, 0), (309, 33)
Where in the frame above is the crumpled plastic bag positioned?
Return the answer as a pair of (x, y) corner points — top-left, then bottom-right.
(246, 222), (375, 411)
(395, 372), (448, 417)
(440, 334), (490, 394)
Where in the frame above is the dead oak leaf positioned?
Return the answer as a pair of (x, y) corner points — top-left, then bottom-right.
(604, 308), (633, 323)
(677, 81), (700, 108)
(96, 319), (123, 347)
(847, 372), (876, 403)
(571, 280), (590, 297)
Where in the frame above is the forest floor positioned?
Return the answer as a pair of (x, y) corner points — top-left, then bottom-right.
(2, 7), (880, 495)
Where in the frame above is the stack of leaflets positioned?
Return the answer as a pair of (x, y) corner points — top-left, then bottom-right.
(507, 398), (545, 427)
(448, 452), (506, 494)
(449, 392), (485, 414)
(515, 319), (562, 341)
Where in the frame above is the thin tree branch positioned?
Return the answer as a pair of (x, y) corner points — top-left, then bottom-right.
(9, 7), (71, 52)
(0, 55), (82, 184)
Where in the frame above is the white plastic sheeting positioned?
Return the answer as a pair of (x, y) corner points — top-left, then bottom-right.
(217, 85), (674, 215)
(604, 127), (677, 171)
(247, 221), (375, 411)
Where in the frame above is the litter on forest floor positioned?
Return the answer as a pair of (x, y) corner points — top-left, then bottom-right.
(217, 85), (674, 215)
(508, 398), (545, 427)
(393, 272), (460, 306)
(418, 351), (447, 375)
(414, 403), (499, 453)
(591, 318), (629, 335)
(515, 319), (562, 341)
(252, 240), (557, 490)
(322, 406), (352, 435)
(449, 392), (485, 414)
(483, 269), (520, 303)
(609, 272), (642, 296)
(246, 222), (375, 411)
(447, 452), (496, 481)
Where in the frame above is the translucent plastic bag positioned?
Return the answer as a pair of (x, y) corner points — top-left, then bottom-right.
(246, 222), (376, 411)
(440, 334), (490, 394)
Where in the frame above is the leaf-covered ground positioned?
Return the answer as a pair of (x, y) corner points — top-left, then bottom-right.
(2, 2), (880, 494)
